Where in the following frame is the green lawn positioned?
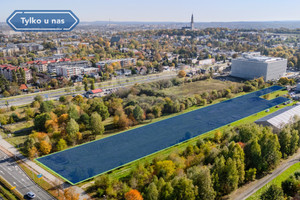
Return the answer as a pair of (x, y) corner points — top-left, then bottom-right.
(163, 79), (243, 98)
(247, 162), (300, 200)
(2, 121), (33, 149)
(261, 89), (288, 100)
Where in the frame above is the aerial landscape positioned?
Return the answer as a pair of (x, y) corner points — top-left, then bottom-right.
(1, 0), (300, 200)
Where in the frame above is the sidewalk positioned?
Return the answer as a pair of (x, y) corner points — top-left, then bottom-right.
(0, 135), (91, 200)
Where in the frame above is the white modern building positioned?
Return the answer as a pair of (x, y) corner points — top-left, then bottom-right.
(231, 52), (287, 81)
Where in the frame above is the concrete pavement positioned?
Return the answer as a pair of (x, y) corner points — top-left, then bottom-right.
(0, 135), (91, 200)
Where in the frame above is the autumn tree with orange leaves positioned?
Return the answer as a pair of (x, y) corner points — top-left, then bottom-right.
(125, 189), (143, 200)
(63, 187), (80, 200)
(40, 140), (52, 155)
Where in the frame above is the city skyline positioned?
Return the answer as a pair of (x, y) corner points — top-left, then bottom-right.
(1, 0), (300, 23)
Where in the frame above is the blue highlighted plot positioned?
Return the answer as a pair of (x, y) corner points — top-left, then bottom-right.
(37, 86), (288, 184)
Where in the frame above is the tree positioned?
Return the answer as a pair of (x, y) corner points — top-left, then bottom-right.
(34, 95), (44, 103)
(212, 156), (239, 195)
(171, 177), (196, 200)
(259, 130), (282, 172)
(56, 139), (67, 151)
(278, 128), (299, 158)
(63, 187), (80, 200)
(114, 113), (130, 129)
(66, 118), (79, 144)
(3, 90), (10, 97)
(90, 99), (109, 120)
(133, 105), (145, 122)
(84, 82), (88, 91)
(152, 106), (162, 118)
(155, 160), (176, 180)
(40, 140), (52, 155)
(29, 146), (38, 159)
(66, 118), (79, 136)
(187, 166), (216, 200)
(228, 142), (245, 185)
(260, 184), (284, 200)
(245, 168), (257, 182)
(244, 139), (261, 171)
(68, 104), (80, 120)
(281, 175), (299, 197)
(40, 101), (54, 113)
(125, 189), (143, 200)
(90, 112), (104, 135)
(159, 182), (173, 200)
(90, 79), (95, 90)
(34, 113), (51, 132)
(145, 182), (158, 200)
(177, 70), (186, 78)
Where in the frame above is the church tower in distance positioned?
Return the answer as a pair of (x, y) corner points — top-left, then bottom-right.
(191, 14), (194, 30)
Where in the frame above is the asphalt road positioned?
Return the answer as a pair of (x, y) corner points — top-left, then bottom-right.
(0, 150), (54, 200)
(0, 73), (176, 108)
(231, 151), (300, 200)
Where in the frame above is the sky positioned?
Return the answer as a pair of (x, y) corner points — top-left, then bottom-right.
(1, 0), (300, 23)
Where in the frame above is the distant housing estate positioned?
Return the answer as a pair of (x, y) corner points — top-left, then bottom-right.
(231, 52), (287, 81)
(0, 64), (32, 81)
(47, 61), (98, 78)
(96, 58), (137, 71)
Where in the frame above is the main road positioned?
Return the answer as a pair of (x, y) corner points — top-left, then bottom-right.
(0, 150), (54, 199)
(0, 72), (177, 108)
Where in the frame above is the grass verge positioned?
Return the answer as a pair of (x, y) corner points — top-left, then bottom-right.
(247, 162), (300, 200)
(0, 176), (23, 200)
(17, 162), (62, 199)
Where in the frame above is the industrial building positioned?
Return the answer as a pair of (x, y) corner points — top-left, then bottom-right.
(231, 52), (287, 81)
(255, 104), (300, 131)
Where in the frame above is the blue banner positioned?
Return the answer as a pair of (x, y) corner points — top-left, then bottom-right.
(7, 10), (79, 32)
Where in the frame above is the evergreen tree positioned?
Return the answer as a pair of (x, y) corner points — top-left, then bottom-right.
(145, 182), (158, 200)
(187, 166), (216, 200)
(260, 184), (284, 200)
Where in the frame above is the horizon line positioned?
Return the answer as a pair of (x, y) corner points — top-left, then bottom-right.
(1, 20), (300, 24)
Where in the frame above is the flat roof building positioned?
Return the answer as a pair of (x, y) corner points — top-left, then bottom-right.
(255, 104), (300, 131)
(231, 52), (287, 81)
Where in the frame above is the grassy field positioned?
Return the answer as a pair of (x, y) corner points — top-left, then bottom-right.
(163, 79), (243, 97)
(261, 89), (288, 100)
(247, 162), (300, 200)
(1, 121), (33, 150)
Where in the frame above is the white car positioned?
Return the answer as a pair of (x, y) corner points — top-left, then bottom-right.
(26, 191), (36, 199)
